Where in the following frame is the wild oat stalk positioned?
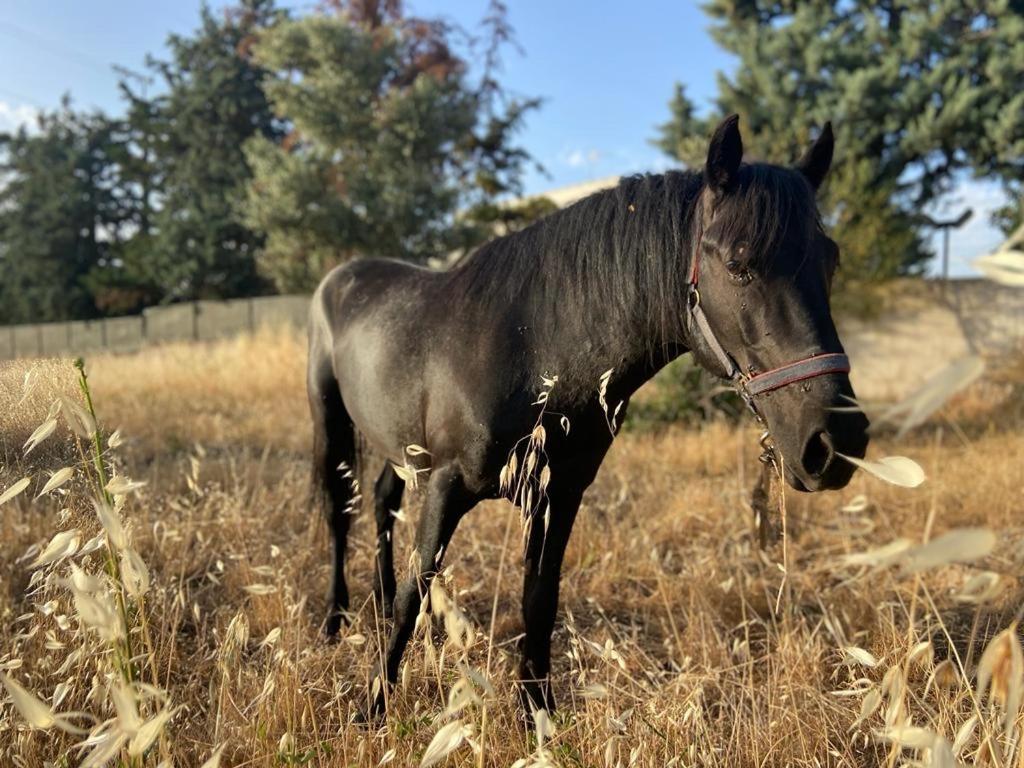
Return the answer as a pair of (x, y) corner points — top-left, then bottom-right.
(1, 359), (172, 767)
(498, 374), (562, 553)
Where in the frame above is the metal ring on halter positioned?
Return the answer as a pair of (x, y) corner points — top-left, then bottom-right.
(758, 430), (778, 469)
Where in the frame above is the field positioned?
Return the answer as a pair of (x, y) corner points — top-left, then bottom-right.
(2, 329), (1024, 767)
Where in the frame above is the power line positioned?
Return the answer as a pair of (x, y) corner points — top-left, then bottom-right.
(0, 20), (115, 76)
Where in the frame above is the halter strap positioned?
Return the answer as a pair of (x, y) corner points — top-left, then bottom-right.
(686, 220), (850, 410)
(744, 353), (850, 395)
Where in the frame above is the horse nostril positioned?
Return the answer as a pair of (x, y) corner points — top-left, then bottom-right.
(801, 431), (835, 477)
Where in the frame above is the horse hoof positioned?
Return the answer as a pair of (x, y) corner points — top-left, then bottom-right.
(352, 704), (385, 729)
(323, 610), (351, 640)
(517, 682), (556, 721)
(359, 670), (390, 722)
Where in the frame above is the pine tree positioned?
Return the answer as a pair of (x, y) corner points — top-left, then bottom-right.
(0, 103), (129, 323)
(81, 79), (166, 314)
(655, 1), (1024, 286)
(243, 0), (538, 292)
(143, 0), (285, 303)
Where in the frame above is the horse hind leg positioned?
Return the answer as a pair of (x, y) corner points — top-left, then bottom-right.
(368, 465), (475, 717)
(309, 365), (359, 638)
(373, 463), (405, 618)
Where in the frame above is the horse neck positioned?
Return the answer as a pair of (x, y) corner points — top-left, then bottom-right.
(532, 201), (700, 400)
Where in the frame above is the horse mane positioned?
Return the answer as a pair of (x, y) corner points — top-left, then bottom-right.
(447, 164), (818, 356)
(707, 163), (821, 272)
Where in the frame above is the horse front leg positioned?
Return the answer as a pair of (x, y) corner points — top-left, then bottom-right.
(367, 465), (474, 718)
(518, 483), (583, 715)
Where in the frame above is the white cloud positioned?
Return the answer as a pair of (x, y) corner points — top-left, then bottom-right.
(562, 147), (601, 168)
(0, 101), (39, 134)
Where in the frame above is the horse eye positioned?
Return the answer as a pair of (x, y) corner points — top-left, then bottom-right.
(726, 259), (752, 284)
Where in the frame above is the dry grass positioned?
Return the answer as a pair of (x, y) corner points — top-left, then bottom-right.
(2, 328), (1024, 766)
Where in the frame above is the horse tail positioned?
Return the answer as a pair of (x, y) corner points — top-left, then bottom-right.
(307, 278), (362, 631)
(306, 279), (360, 514)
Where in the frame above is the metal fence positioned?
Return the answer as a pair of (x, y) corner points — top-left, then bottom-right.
(0, 295), (310, 361)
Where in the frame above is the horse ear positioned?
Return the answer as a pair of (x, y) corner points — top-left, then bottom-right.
(705, 114), (743, 195)
(796, 121), (834, 191)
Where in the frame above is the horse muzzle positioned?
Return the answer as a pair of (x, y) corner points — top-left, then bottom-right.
(785, 408), (870, 492)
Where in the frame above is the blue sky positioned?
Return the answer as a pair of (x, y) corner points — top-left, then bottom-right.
(0, 1), (1007, 275)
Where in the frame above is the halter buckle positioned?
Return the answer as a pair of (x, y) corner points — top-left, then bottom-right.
(758, 430), (778, 470)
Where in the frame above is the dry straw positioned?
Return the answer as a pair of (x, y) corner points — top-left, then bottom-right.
(1, 327), (1023, 766)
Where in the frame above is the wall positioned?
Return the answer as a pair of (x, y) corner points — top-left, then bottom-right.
(839, 281), (1024, 401)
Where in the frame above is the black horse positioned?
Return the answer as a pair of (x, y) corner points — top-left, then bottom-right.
(307, 115), (869, 716)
